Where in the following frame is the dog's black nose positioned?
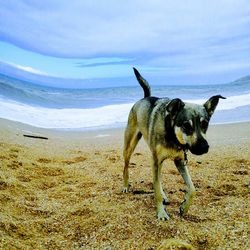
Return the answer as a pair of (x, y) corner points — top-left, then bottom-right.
(190, 140), (209, 155)
(200, 141), (209, 153)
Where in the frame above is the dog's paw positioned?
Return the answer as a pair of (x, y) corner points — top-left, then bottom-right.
(179, 200), (189, 216)
(122, 187), (129, 193)
(157, 209), (170, 221)
(180, 206), (185, 216)
(163, 198), (170, 205)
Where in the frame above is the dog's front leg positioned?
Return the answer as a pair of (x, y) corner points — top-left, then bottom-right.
(152, 156), (170, 220)
(174, 158), (196, 216)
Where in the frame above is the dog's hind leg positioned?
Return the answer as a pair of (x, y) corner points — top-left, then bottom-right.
(123, 116), (142, 192)
(174, 158), (196, 216)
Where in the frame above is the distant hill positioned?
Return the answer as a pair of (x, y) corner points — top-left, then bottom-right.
(232, 75), (250, 84)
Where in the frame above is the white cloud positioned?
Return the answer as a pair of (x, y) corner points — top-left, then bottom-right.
(15, 65), (46, 75)
(4, 61), (49, 76)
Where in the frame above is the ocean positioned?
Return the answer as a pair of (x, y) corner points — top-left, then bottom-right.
(0, 74), (250, 130)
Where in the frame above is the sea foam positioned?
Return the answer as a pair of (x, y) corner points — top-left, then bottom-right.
(185, 93), (250, 110)
(0, 97), (133, 129)
(0, 93), (250, 129)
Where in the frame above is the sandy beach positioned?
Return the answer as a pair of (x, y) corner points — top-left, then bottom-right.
(0, 118), (249, 249)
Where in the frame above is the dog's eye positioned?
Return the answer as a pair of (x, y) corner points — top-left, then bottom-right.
(201, 120), (208, 131)
(182, 122), (193, 134)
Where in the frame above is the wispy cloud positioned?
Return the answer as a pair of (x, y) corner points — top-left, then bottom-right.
(13, 64), (48, 75)
(75, 57), (135, 68)
(2, 61), (50, 76)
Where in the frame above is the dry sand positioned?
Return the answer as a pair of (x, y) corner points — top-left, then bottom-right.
(0, 118), (249, 249)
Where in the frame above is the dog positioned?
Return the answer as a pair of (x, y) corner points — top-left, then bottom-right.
(123, 68), (225, 220)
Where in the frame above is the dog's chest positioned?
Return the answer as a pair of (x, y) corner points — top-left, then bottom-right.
(155, 144), (184, 162)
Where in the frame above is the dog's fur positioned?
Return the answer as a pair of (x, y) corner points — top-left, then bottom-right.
(123, 68), (225, 220)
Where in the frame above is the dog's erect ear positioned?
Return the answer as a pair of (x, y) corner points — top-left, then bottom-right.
(166, 98), (185, 118)
(204, 95), (226, 117)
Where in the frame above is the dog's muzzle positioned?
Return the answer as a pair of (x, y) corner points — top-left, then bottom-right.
(189, 139), (209, 155)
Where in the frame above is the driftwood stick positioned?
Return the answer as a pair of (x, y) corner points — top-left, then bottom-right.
(23, 134), (48, 140)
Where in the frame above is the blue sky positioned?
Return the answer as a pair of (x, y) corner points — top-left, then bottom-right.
(0, 0), (250, 88)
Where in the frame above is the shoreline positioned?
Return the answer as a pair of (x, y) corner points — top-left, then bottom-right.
(1, 117), (250, 153)
(1, 116), (250, 132)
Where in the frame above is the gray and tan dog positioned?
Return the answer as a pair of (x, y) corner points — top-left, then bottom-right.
(123, 68), (225, 220)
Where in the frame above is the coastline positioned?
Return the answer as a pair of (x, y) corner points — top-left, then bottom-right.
(1, 117), (250, 147)
(0, 117), (249, 249)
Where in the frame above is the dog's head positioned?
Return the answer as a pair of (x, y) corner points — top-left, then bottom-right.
(166, 95), (226, 155)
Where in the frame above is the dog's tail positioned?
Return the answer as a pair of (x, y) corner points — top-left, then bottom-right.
(133, 67), (151, 98)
